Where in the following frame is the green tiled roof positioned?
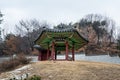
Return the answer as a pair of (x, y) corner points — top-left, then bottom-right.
(34, 28), (88, 50)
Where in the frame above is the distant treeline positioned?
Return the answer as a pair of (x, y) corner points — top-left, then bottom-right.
(0, 12), (120, 56)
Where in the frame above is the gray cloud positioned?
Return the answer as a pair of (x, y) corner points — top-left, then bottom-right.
(0, 0), (120, 33)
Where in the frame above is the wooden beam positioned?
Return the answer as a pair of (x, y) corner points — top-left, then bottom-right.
(38, 52), (41, 61)
(65, 41), (68, 60)
(55, 50), (57, 60)
(51, 41), (55, 60)
(72, 44), (75, 61)
(47, 44), (49, 60)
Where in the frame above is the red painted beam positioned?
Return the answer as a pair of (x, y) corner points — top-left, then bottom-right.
(51, 42), (55, 60)
(38, 52), (41, 61)
(47, 47), (49, 60)
(65, 41), (68, 60)
(72, 45), (75, 61)
(55, 53), (57, 60)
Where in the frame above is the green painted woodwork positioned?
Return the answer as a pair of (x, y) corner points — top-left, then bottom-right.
(35, 29), (88, 50)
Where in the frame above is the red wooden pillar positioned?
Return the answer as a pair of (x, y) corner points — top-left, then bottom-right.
(72, 45), (75, 61)
(55, 52), (57, 60)
(65, 41), (68, 60)
(51, 42), (55, 60)
(47, 47), (49, 60)
(38, 51), (41, 61)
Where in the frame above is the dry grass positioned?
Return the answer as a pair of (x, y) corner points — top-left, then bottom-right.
(0, 54), (31, 73)
(1, 61), (120, 80)
(28, 61), (120, 80)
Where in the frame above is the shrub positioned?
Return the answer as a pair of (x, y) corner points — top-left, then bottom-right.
(9, 75), (41, 80)
(25, 75), (41, 80)
(15, 53), (31, 64)
(0, 59), (20, 72)
(0, 53), (31, 73)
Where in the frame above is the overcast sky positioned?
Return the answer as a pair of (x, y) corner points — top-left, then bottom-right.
(0, 0), (120, 33)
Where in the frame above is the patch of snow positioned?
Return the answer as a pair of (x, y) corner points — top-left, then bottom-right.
(12, 65), (30, 72)
(1, 78), (9, 80)
(1, 65), (32, 80)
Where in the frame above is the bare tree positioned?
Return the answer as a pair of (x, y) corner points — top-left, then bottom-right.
(107, 19), (115, 45)
(78, 14), (116, 45)
(0, 11), (3, 24)
(15, 19), (50, 53)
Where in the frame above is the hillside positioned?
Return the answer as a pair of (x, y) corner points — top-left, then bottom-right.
(1, 61), (120, 80)
(73, 23), (120, 55)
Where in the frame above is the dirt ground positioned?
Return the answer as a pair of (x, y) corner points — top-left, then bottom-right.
(1, 61), (120, 80)
(30, 61), (120, 80)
